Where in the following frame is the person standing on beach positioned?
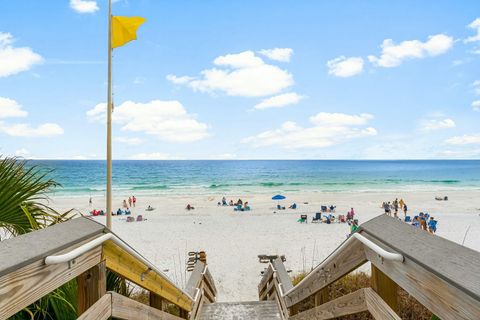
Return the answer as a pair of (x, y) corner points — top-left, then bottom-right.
(393, 199), (399, 218)
(132, 196), (136, 207)
(89, 197), (92, 207)
(403, 203), (408, 218)
(399, 198), (405, 210)
(128, 197), (132, 208)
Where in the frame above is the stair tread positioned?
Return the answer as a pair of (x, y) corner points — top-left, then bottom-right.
(198, 300), (282, 320)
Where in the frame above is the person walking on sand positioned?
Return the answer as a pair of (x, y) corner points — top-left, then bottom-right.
(399, 198), (405, 210)
(89, 197), (92, 207)
(132, 196), (136, 207)
(403, 203), (408, 218)
(123, 199), (128, 209)
(128, 197), (132, 208)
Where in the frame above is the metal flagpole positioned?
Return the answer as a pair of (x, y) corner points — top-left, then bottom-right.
(106, 0), (113, 229)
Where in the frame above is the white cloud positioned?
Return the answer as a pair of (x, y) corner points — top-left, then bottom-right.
(465, 18), (480, 43)
(0, 97), (28, 118)
(0, 122), (64, 137)
(327, 56), (364, 77)
(421, 118), (456, 131)
(243, 112), (377, 149)
(166, 74), (195, 84)
(15, 148), (30, 157)
(368, 34), (454, 68)
(258, 48), (294, 62)
(254, 93), (304, 110)
(445, 134), (480, 145)
(472, 100), (480, 111)
(167, 50), (294, 97)
(87, 100), (209, 142)
(0, 32), (43, 78)
(70, 0), (99, 14)
(473, 80), (480, 95)
(130, 152), (181, 160)
(114, 137), (143, 145)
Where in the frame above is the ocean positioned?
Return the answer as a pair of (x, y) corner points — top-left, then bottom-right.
(29, 160), (480, 197)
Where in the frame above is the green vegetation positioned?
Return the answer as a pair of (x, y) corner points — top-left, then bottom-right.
(1, 157), (131, 320)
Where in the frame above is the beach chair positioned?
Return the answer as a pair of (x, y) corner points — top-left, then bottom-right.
(289, 203), (297, 209)
(312, 212), (321, 223)
(136, 215), (143, 222)
(234, 205), (242, 211)
(321, 206), (328, 213)
(245, 206), (251, 211)
(126, 216), (135, 222)
(277, 204), (286, 210)
(297, 214), (308, 223)
(405, 215), (411, 222)
(339, 215), (346, 223)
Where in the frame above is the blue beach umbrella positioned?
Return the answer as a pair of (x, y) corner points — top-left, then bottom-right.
(272, 194), (286, 206)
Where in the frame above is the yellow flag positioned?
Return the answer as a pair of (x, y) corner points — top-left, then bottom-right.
(112, 16), (146, 49)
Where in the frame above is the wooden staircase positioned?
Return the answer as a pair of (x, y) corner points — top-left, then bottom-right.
(1, 215), (480, 319)
(198, 301), (281, 320)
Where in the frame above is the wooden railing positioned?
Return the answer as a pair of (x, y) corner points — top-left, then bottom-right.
(258, 215), (480, 320)
(185, 261), (217, 319)
(258, 258), (292, 319)
(0, 217), (216, 320)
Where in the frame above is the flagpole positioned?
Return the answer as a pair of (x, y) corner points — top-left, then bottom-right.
(106, 0), (113, 230)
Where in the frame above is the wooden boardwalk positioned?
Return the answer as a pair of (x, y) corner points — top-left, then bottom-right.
(1, 215), (479, 319)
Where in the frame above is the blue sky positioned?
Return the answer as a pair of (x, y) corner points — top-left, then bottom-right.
(1, 0), (480, 159)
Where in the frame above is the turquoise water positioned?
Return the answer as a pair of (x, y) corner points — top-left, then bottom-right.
(29, 160), (480, 197)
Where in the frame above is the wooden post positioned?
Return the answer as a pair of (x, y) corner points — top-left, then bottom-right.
(179, 308), (189, 319)
(77, 260), (106, 316)
(371, 264), (398, 312)
(289, 303), (300, 316)
(149, 292), (166, 311)
(314, 287), (329, 306)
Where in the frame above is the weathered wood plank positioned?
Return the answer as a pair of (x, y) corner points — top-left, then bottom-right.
(77, 293), (112, 320)
(0, 244), (102, 320)
(371, 264), (398, 312)
(103, 240), (192, 312)
(359, 214), (480, 301)
(111, 291), (183, 320)
(290, 288), (367, 320)
(363, 234), (480, 320)
(77, 260), (107, 315)
(203, 266), (217, 297)
(364, 287), (401, 320)
(185, 261), (205, 297)
(272, 258), (293, 293)
(285, 239), (367, 307)
(0, 217), (105, 277)
(259, 264), (275, 297)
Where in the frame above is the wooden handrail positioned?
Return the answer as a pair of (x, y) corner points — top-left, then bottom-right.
(186, 261), (217, 320)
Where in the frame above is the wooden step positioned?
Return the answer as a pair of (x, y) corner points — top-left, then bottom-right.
(198, 301), (281, 320)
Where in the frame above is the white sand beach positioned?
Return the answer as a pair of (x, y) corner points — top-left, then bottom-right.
(52, 190), (480, 302)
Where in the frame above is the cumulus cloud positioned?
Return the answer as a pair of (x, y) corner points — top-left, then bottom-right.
(368, 34), (454, 68)
(258, 48), (294, 62)
(254, 93), (304, 110)
(327, 56), (364, 77)
(114, 137), (143, 145)
(465, 18), (480, 43)
(0, 32), (43, 78)
(87, 100), (209, 142)
(421, 118), (456, 131)
(0, 122), (64, 137)
(242, 112), (377, 149)
(446, 134), (480, 145)
(472, 100), (480, 111)
(70, 0), (99, 13)
(0, 97), (28, 118)
(167, 50), (294, 97)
